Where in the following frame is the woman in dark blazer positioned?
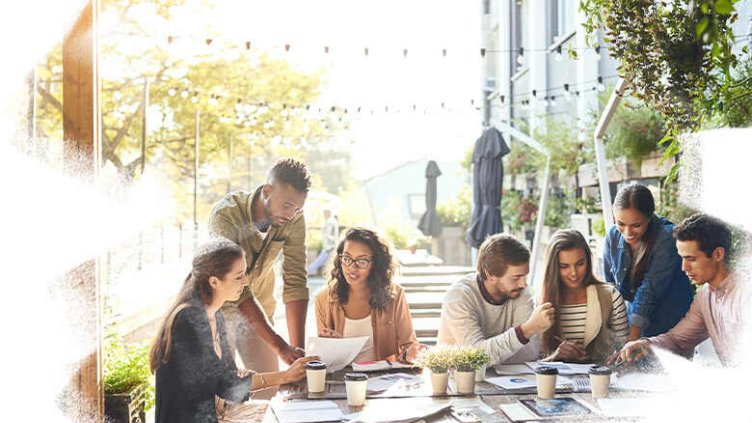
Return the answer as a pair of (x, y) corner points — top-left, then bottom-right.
(150, 239), (315, 422)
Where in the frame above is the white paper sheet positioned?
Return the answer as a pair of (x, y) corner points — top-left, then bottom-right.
(597, 398), (660, 417)
(612, 372), (674, 392)
(271, 400), (345, 423)
(486, 375), (572, 390)
(306, 336), (369, 373)
(366, 373), (424, 393)
(494, 364), (535, 375)
(525, 361), (594, 375)
(344, 397), (452, 423)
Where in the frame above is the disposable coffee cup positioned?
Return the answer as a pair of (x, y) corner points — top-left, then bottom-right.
(305, 361), (327, 393)
(534, 366), (558, 399)
(588, 366), (612, 398)
(344, 372), (368, 406)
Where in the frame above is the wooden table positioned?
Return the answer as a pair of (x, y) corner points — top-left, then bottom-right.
(256, 367), (650, 422)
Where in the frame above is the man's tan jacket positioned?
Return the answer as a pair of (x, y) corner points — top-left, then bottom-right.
(208, 188), (308, 318)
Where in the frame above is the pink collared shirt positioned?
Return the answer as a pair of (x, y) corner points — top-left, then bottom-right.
(649, 272), (749, 366)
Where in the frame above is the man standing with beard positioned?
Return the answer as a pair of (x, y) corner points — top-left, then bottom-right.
(209, 158), (311, 372)
(438, 233), (554, 364)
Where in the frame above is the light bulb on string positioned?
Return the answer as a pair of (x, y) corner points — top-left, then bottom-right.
(180, 89), (189, 99)
(555, 45), (563, 61)
(596, 76), (606, 92)
(517, 47), (525, 65)
(168, 87), (176, 97)
(594, 46), (602, 60)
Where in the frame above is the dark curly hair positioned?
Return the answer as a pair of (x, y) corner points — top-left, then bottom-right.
(268, 157), (311, 193)
(330, 227), (395, 311)
(674, 213), (732, 262)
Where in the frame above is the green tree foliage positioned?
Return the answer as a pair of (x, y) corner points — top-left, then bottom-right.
(34, 0), (349, 217)
(597, 89), (667, 167)
(580, 0), (751, 181)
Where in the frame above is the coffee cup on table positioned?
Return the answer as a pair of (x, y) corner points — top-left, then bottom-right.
(534, 366), (558, 399)
(344, 372), (368, 406)
(588, 365), (612, 398)
(305, 361), (327, 393)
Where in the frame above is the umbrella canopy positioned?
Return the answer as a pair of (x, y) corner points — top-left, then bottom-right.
(418, 160), (442, 236)
(466, 127), (511, 248)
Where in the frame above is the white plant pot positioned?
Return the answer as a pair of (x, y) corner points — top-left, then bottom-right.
(430, 371), (449, 395)
(455, 370), (476, 394)
(475, 364), (487, 382)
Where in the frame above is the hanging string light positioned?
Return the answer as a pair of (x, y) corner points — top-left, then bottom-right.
(596, 76), (606, 92)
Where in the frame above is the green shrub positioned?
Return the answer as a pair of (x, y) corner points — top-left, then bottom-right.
(451, 346), (491, 372)
(436, 185), (472, 230)
(104, 336), (154, 410)
(417, 347), (453, 373)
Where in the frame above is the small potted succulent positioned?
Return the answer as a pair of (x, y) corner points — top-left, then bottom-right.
(451, 347), (490, 395)
(417, 347), (452, 395)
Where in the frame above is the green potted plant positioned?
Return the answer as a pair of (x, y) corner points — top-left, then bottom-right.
(451, 347), (490, 394)
(104, 337), (153, 423)
(417, 347), (452, 395)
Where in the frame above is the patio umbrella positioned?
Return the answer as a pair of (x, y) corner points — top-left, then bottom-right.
(466, 127), (511, 248)
(418, 160), (442, 237)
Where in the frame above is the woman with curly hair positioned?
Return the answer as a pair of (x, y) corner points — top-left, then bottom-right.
(315, 227), (424, 363)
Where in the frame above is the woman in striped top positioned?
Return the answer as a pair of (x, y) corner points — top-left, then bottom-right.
(540, 229), (629, 363)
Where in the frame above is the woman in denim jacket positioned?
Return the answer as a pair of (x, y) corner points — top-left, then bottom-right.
(603, 184), (694, 340)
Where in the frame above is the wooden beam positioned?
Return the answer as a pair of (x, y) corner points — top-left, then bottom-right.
(62, 1), (103, 422)
(64, 0), (100, 178)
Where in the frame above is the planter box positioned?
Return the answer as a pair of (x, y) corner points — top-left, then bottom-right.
(105, 384), (147, 423)
(431, 226), (471, 266)
(577, 157), (639, 187)
(640, 153), (674, 178)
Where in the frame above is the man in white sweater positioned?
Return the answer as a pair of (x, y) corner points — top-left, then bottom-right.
(438, 233), (554, 364)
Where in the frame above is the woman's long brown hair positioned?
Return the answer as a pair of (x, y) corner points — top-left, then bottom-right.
(149, 239), (244, 373)
(540, 229), (603, 355)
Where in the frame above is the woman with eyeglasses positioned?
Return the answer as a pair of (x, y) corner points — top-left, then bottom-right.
(314, 227), (424, 363)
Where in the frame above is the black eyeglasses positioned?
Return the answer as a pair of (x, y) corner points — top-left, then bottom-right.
(339, 254), (372, 269)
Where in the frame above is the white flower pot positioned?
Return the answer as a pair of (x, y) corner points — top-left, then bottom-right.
(475, 364), (487, 382)
(455, 370), (476, 394)
(430, 371), (449, 395)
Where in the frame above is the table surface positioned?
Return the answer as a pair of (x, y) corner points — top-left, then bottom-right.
(249, 366), (657, 422)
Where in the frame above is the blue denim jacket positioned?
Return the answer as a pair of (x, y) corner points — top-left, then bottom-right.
(603, 215), (694, 337)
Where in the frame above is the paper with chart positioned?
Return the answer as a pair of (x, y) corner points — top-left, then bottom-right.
(486, 375), (573, 390)
(306, 336), (368, 372)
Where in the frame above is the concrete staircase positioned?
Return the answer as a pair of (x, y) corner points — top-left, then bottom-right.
(396, 265), (473, 345)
